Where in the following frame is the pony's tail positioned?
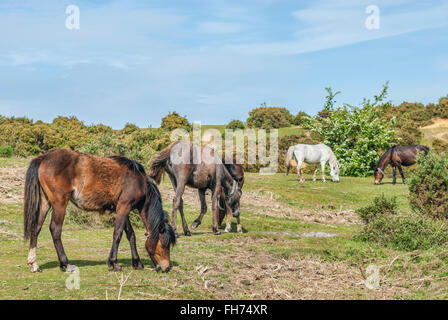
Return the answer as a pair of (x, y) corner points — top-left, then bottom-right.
(24, 158), (43, 240)
(149, 145), (172, 184)
(285, 146), (295, 176)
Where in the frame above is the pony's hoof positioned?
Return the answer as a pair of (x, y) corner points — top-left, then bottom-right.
(112, 264), (122, 272)
(237, 225), (243, 233)
(132, 260), (144, 270)
(225, 226), (231, 233)
(64, 264), (78, 273)
(30, 266), (41, 273)
(174, 232), (180, 238)
(184, 230), (192, 237)
(191, 220), (200, 229)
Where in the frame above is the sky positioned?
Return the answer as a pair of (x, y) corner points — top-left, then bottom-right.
(0, 0), (447, 128)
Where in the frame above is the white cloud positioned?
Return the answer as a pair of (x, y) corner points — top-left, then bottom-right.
(221, 1), (448, 55)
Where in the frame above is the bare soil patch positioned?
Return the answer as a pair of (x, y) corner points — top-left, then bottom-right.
(167, 239), (409, 300)
(0, 167), (26, 204)
(158, 183), (359, 225)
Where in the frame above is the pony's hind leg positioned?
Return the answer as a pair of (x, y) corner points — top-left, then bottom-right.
(178, 197), (191, 236)
(49, 197), (75, 272)
(124, 216), (143, 270)
(398, 166), (405, 184)
(27, 192), (50, 273)
(313, 164), (319, 181)
(191, 189), (207, 230)
(297, 161), (304, 182)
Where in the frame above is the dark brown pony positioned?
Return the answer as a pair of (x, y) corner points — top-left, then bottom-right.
(374, 144), (429, 185)
(24, 149), (176, 273)
(149, 140), (244, 237)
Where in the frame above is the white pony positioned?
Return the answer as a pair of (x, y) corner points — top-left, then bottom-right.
(285, 144), (340, 182)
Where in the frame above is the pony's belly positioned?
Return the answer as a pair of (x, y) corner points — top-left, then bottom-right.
(70, 189), (114, 212)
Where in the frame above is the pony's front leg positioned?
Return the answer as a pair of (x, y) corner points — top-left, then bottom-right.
(224, 200), (233, 233)
(236, 215), (243, 234)
(211, 191), (221, 235)
(392, 166), (397, 185)
(124, 217), (144, 270)
(108, 205), (130, 271)
(321, 161), (326, 182)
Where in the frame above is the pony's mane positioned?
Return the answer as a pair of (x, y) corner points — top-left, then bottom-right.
(376, 147), (394, 169)
(109, 156), (146, 175)
(327, 149), (339, 168)
(146, 180), (176, 248)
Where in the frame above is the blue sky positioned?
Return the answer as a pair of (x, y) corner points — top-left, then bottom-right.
(0, 0), (447, 128)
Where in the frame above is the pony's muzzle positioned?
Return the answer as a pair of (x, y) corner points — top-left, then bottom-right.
(232, 209), (240, 218)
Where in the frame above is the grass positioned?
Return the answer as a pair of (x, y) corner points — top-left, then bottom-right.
(1, 158), (448, 299)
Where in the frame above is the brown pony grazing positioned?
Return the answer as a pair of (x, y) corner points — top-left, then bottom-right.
(24, 149), (176, 273)
(374, 145), (429, 185)
(149, 140), (243, 237)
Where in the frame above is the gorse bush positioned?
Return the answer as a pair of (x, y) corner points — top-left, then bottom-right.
(355, 195), (448, 251)
(161, 112), (192, 132)
(356, 194), (398, 223)
(0, 145), (13, 158)
(226, 120), (245, 130)
(407, 152), (448, 219)
(246, 105), (294, 129)
(302, 83), (396, 177)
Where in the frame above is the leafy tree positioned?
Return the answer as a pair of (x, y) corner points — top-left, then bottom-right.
(161, 112), (192, 131)
(302, 83), (396, 176)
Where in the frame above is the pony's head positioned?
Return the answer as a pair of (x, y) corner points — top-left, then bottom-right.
(144, 181), (176, 272)
(374, 167), (384, 185)
(222, 160), (244, 217)
(225, 179), (242, 217)
(330, 162), (340, 182)
(329, 156), (340, 182)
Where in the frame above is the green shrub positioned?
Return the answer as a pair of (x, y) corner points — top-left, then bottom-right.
(293, 111), (309, 126)
(355, 195), (448, 251)
(226, 120), (245, 130)
(302, 84), (396, 177)
(0, 146), (13, 158)
(356, 194), (398, 223)
(407, 152), (448, 219)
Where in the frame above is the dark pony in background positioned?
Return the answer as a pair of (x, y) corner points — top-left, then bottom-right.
(149, 140), (244, 237)
(24, 149), (176, 273)
(374, 144), (429, 185)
